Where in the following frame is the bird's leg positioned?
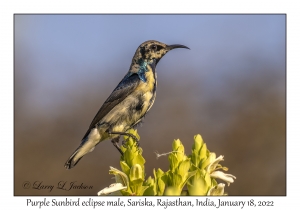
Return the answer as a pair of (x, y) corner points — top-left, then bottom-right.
(108, 131), (139, 146)
(111, 136), (123, 155)
(121, 139), (128, 148)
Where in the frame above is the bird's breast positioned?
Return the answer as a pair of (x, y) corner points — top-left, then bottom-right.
(136, 68), (157, 112)
(101, 69), (156, 133)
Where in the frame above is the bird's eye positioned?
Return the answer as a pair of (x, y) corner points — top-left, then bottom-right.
(151, 45), (157, 51)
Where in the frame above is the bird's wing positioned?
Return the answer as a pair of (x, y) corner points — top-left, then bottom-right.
(82, 73), (140, 139)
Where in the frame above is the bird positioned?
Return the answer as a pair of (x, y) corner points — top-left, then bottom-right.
(64, 40), (189, 169)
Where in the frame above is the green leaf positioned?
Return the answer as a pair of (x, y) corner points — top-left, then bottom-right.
(187, 172), (208, 195)
(145, 176), (154, 186)
(143, 176), (156, 195)
(212, 178), (218, 186)
(164, 186), (182, 195)
(155, 168), (165, 178)
(143, 185), (156, 195)
(199, 143), (208, 161)
(202, 152), (216, 170)
(181, 170), (197, 189)
(157, 178), (166, 195)
(168, 153), (180, 171)
(132, 153), (146, 167)
(177, 159), (191, 176)
(130, 178), (144, 186)
(130, 179), (149, 196)
(187, 178), (208, 195)
(138, 185), (149, 196)
(169, 173), (183, 187)
(204, 171), (212, 187)
(120, 161), (131, 176)
(121, 191), (133, 196)
(152, 168), (166, 195)
(124, 148), (135, 168)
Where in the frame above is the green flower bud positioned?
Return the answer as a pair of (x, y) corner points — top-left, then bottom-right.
(129, 164), (143, 182)
(193, 134), (204, 151)
(172, 139), (183, 152)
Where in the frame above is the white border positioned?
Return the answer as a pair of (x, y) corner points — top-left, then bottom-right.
(1, 0), (297, 209)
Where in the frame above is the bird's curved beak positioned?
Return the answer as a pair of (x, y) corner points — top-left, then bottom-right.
(167, 44), (190, 51)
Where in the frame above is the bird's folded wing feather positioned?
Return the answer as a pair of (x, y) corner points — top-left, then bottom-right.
(82, 73), (140, 139)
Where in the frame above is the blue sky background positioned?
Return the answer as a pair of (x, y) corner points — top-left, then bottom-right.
(15, 15), (285, 109)
(14, 14), (286, 196)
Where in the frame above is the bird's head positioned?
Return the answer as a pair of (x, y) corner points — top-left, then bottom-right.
(130, 40), (189, 72)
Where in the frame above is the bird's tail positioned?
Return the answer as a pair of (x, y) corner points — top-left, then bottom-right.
(64, 136), (98, 169)
(64, 145), (84, 169)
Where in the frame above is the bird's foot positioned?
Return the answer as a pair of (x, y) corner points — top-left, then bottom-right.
(109, 131), (139, 148)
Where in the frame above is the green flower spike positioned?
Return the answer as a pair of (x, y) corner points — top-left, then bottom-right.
(188, 135), (236, 195)
(164, 139), (196, 195)
(98, 129), (149, 196)
(98, 130), (236, 196)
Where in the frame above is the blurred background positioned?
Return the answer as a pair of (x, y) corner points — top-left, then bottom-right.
(14, 14), (285, 196)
